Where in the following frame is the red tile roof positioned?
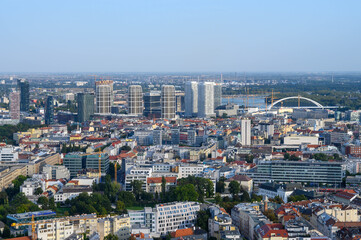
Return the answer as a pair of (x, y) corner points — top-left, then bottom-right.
(147, 177), (177, 184)
(170, 228), (194, 238)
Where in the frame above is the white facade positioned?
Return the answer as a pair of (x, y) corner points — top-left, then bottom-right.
(42, 165), (70, 180)
(0, 147), (18, 163)
(96, 81), (113, 114)
(185, 81), (198, 117)
(241, 119), (251, 146)
(128, 85), (143, 116)
(125, 167), (153, 191)
(155, 202), (200, 235)
(198, 82), (215, 118)
(161, 85), (176, 119)
(20, 178), (44, 196)
(284, 135), (319, 145)
(178, 165), (205, 178)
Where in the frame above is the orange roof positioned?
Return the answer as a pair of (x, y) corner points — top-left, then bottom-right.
(170, 228), (194, 238)
(147, 177), (177, 184)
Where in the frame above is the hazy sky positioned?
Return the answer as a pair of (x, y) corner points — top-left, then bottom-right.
(1, 0), (360, 72)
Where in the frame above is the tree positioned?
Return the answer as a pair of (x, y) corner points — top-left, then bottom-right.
(37, 196), (49, 209)
(130, 180), (143, 201)
(228, 181), (241, 196)
(195, 209), (211, 231)
(2, 225), (10, 238)
(241, 190), (251, 202)
(120, 145), (131, 152)
(34, 187), (43, 195)
(263, 209), (278, 222)
(115, 201), (126, 214)
(271, 195), (284, 204)
(118, 191), (136, 207)
(161, 176), (166, 200)
(216, 177), (226, 193)
(215, 193), (222, 204)
(284, 153), (290, 160)
(104, 234), (119, 240)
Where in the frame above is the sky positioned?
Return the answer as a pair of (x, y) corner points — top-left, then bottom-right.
(0, 0), (361, 72)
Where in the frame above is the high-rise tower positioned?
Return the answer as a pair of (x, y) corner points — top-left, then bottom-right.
(9, 91), (20, 120)
(77, 93), (95, 122)
(214, 83), (222, 109)
(128, 85), (143, 116)
(95, 80), (113, 114)
(185, 81), (198, 117)
(198, 82), (215, 118)
(144, 91), (161, 118)
(161, 85), (176, 119)
(241, 119), (251, 146)
(17, 78), (30, 112)
(45, 96), (54, 125)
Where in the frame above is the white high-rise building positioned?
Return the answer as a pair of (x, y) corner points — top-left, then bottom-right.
(128, 85), (143, 116)
(161, 85), (176, 119)
(95, 80), (113, 114)
(198, 82), (215, 118)
(241, 119), (251, 146)
(185, 81), (198, 117)
(214, 83), (222, 109)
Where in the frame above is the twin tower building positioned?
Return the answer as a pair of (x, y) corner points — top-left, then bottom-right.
(129, 82), (222, 119)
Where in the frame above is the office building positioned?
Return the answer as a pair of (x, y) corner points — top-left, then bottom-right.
(171, 129), (180, 145)
(175, 91), (185, 113)
(198, 82), (215, 118)
(144, 91), (161, 118)
(128, 207), (156, 232)
(161, 85), (176, 119)
(0, 147), (19, 163)
(42, 164), (71, 180)
(153, 129), (162, 145)
(77, 93), (95, 122)
(95, 80), (113, 114)
(185, 81), (198, 117)
(248, 160), (344, 184)
(9, 91), (20, 120)
(214, 83), (222, 109)
(128, 85), (143, 116)
(63, 153), (109, 177)
(155, 201), (200, 235)
(241, 119), (251, 146)
(17, 78), (30, 112)
(187, 129), (196, 146)
(45, 96), (54, 125)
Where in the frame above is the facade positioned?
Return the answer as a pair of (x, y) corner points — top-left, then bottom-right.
(146, 177), (177, 193)
(43, 164), (71, 180)
(17, 78), (30, 112)
(45, 96), (55, 125)
(251, 160), (344, 184)
(178, 165), (205, 178)
(95, 80), (113, 114)
(198, 82), (215, 118)
(77, 93), (95, 122)
(171, 129), (180, 145)
(0, 147), (19, 163)
(155, 202), (200, 235)
(143, 91), (161, 118)
(128, 85), (143, 116)
(153, 129), (163, 145)
(161, 85), (176, 119)
(10, 91), (20, 120)
(185, 81), (198, 117)
(129, 207), (156, 232)
(241, 119), (251, 146)
(63, 153), (109, 177)
(213, 83), (222, 109)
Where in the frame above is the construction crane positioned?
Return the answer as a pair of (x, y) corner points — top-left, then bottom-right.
(11, 215), (97, 240)
(11, 215), (54, 240)
(82, 149), (106, 180)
